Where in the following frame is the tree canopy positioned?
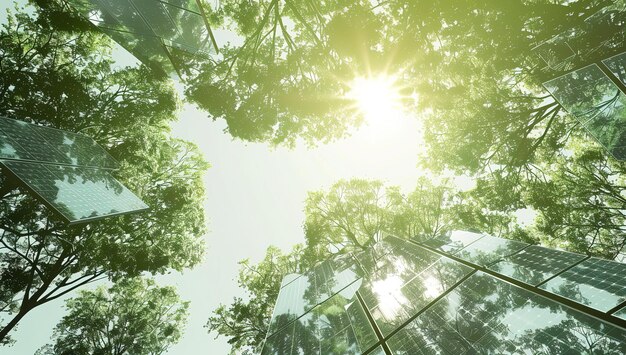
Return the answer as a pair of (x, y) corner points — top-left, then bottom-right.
(0, 7), (207, 343)
(37, 278), (188, 355)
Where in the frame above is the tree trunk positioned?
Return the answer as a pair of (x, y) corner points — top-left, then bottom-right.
(0, 306), (32, 342)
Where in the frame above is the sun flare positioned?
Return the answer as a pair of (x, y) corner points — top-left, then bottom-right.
(347, 75), (404, 123)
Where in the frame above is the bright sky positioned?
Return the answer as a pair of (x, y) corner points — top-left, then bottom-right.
(1, 2), (426, 353)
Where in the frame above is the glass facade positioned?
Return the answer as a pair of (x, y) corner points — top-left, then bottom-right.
(262, 233), (626, 354)
(0, 116), (148, 224)
(531, 5), (626, 160)
(62, 0), (217, 76)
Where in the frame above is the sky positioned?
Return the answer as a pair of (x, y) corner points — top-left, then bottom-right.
(1, 2), (427, 353)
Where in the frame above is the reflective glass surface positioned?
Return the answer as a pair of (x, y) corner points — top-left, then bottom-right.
(387, 272), (626, 354)
(0, 117), (118, 169)
(603, 51), (626, 86)
(1, 160), (148, 223)
(614, 306), (626, 321)
(488, 245), (586, 286)
(359, 237), (474, 335)
(453, 235), (528, 267)
(540, 257), (626, 312)
(262, 234), (626, 354)
(543, 64), (626, 159)
(531, 5), (626, 72)
(262, 282), (377, 355)
(66, 0), (213, 75)
(267, 255), (364, 336)
(422, 230), (484, 254)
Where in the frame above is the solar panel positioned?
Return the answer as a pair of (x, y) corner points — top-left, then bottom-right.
(358, 240), (473, 336)
(0, 160), (148, 224)
(0, 116), (118, 169)
(543, 64), (626, 160)
(266, 257), (364, 337)
(422, 230), (485, 253)
(262, 280), (377, 355)
(540, 257), (626, 312)
(453, 235), (529, 266)
(615, 307), (626, 321)
(603, 51), (626, 86)
(488, 245), (587, 286)
(387, 272), (626, 354)
(0, 117), (147, 224)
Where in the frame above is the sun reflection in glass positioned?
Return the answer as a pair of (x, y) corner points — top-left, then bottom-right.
(372, 275), (408, 319)
(423, 276), (444, 299)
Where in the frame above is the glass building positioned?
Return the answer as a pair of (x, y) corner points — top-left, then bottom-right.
(58, 0), (217, 77)
(261, 232), (626, 354)
(532, 4), (626, 160)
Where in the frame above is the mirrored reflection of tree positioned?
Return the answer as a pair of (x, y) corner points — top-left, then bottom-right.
(388, 273), (626, 354)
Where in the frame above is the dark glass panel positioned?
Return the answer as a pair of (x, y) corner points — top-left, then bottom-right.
(422, 230), (484, 254)
(539, 257), (626, 312)
(543, 64), (626, 160)
(0, 160), (147, 223)
(388, 272), (626, 354)
(453, 235), (528, 267)
(602, 51), (626, 86)
(488, 245), (586, 286)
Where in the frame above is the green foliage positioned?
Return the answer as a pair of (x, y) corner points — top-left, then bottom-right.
(0, 8), (207, 342)
(206, 245), (311, 354)
(37, 278), (188, 355)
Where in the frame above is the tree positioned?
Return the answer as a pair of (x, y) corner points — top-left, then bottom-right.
(0, 8), (207, 342)
(206, 245), (315, 355)
(186, 0), (394, 146)
(37, 278), (188, 355)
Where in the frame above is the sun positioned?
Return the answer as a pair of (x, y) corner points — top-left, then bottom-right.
(347, 75), (404, 123)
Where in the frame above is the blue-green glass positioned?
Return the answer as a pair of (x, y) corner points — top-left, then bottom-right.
(0, 117), (67, 163)
(422, 230), (484, 253)
(602, 51), (626, 86)
(488, 245), (586, 286)
(0, 117), (118, 169)
(614, 306), (626, 321)
(532, 37), (576, 70)
(263, 282), (376, 355)
(359, 239), (473, 335)
(543, 64), (626, 160)
(387, 272), (626, 354)
(267, 256), (364, 336)
(453, 235), (528, 267)
(0, 160), (147, 223)
(539, 257), (626, 312)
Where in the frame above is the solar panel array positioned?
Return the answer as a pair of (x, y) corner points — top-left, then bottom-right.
(64, 0), (216, 76)
(0, 116), (148, 224)
(262, 232), (626, 354)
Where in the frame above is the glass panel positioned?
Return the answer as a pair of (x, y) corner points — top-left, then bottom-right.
(488, 245), (586, 286)
(614, 306), (626, 321)
(130, 0), (178, 40)
(29, 124), (118, 169)
(533, 39), (576, 70)
(453, 235), (528, 267)
(0, 117), (67, 163)
(543, 64), (626, 160)
(263, 284), (377, 355)
(280, 273), (302, 289)
(602, 51), (626, 86)
(162, 3), (208, 52)
(387, 272), (626, 354)
(539, 257), (626, 312)
(366, 345), (385, 355)
(267, 257), (364, 336)
(359, 246), (473, 336)
(422, 230), (484, 253)
(1, 160), (148, 223)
